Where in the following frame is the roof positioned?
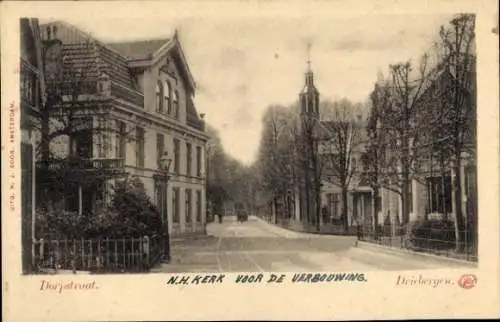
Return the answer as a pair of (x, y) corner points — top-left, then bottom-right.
(39, 21), (199, 110)
(55, 41), (137, 90)
(106, 39), (170, 60)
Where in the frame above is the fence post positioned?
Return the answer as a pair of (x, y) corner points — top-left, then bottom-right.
(144, 236), (150, 269)
(64, 239), (68, 269)
(54, 240), (60, 273)
(89, 239), (93, 269)
(106, 238), (110, 268)
(122, 238), (126, 270)
(114, 239), (118, 270)
(39, 238), (45, 270)
(131, 237), (135, 269)
(97, 239), (102, 272)
(72, 240), (77, 274)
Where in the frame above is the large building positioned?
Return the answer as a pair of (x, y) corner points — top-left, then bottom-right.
(20, 18), (45, 272)
(37, 21), (208, 237)
(292, 58), (477, 236)
(292, 62), (370, 228)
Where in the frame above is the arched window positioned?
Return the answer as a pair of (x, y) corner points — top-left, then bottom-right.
(165, 81), (172, 114)
(173, 90), (179, 119)
(156, 81), (163, 113)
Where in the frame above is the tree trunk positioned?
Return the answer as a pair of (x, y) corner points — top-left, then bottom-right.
(401, 177), (410, 225)
(315, 182), (321, 232)
(453, 160), (465, 253)
(372, 186), (380, 240)
(341, 187), (349, 232)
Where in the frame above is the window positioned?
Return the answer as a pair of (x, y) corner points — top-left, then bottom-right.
(156, 81), (163, 113)
(327, 193), (340, 219)
(173, 138), (180, 173)
(70, 130), (93, 158)
(426, 175), (452, 214)
(115, 121), (126, 159)
(196, 146), (202, 177)
(46, 26), (51, 40)
(97, 119), (109, 158)
(173, 90), (179, 119)
(156, 133), (165, 169)
(196, 190), (202, 222)
(165, 81), (172, 114)
(351, 157), (357, 170)
(172, 187), (180, 223)
(186, 142), (192, 176)
(135, 127), (145, 168)
(185, 189), (192, 223)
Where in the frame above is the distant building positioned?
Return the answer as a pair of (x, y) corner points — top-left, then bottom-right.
(20, 18), (45, 272)
(37, 21), (208, 236)
(292, 61), (371, 228)
(293, 58), (477, 234)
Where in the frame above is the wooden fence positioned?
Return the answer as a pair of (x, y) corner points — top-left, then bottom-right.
(33, 235), (164, 273)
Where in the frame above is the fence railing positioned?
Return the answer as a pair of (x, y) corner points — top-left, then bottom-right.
(110, 81), (144, 107)
(33, 235), (164, 274)
(39, 157), (125, 171)
(273, 217), (358, 236)
(358, 224), (478, 262)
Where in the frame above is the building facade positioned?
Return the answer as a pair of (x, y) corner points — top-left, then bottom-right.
(20, 18), (45, 272)
(37, 21), (208, 236)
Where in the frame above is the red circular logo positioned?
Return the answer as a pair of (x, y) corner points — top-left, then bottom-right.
(458, 274), (477, 289)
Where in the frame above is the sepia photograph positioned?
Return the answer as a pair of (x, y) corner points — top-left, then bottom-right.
(4, 0), (499, 321)
(19, 13), (478, 275)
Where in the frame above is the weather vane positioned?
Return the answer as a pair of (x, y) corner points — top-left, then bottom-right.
(306, 39), (312, 71)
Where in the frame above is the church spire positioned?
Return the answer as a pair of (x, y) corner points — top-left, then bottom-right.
(304, 39), (316, 90)
(306, 40), (312, 72)
(299, 39), (319, 117)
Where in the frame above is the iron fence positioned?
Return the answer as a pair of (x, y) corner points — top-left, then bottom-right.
(358, 224), (478, 262)
(33, 234), (164, 274)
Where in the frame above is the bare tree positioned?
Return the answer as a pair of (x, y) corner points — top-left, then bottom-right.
(434, 14), (476, 252)
(36, 39), (134, 211)
(320, 99), (363, 232)
(257, 105), (297, 224)
(380, 55), (439, 226)
(361, 78), (393, 238)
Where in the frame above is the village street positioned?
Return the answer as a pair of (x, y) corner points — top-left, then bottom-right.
(153, 216), (473, 273)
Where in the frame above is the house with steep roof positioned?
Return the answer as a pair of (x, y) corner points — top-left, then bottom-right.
(37, 21), (208, 237)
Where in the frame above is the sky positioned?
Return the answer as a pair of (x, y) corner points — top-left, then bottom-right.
(43, 14), (453, 165)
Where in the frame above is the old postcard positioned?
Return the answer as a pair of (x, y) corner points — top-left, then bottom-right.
(2, 0), (499, 321)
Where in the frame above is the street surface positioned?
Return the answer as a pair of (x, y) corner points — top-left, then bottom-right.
(154, 216), (471, 273)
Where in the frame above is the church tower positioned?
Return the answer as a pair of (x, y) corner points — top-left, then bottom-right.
(299, 59), (320, 120)
(296, 45), (321, 229)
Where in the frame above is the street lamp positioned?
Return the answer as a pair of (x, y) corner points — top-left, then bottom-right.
(158, 152), (172, 263)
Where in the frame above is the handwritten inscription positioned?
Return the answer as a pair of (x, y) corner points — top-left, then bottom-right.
(166, 274), (226, 285)
(166, 272), (367, 286)
(40, 280), (99, 293)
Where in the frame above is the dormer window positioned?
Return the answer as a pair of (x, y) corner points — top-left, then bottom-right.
(98, 73), (111, 95)
(165, 81), (172, 114)
(156, 81), (163, 113)
(173, 90), (179, 119)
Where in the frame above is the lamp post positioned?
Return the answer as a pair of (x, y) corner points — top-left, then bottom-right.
(158, 152), (172, 263)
